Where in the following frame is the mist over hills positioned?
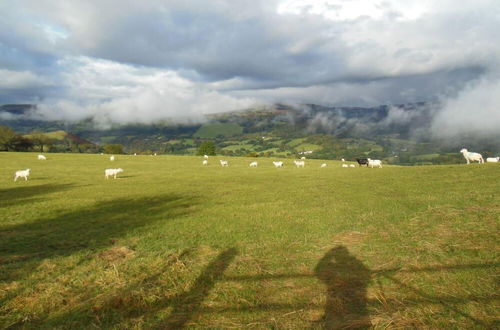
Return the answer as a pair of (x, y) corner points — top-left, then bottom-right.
(1, 102), (499, 164)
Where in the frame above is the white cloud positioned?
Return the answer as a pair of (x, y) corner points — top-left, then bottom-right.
(0, 69), (52, 89)
(431, 76), (500, 137)
(32, 56), (257, 126)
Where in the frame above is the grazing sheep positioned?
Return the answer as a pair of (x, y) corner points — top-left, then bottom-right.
(38, 154), (46, 160)
(460, 148), (484, 164)
(154, 153), (157, 156)
(349, 164), (356, 168)
(273, 161), (284, 168)
(367, 158), (383, 168)
(486, 157), (499, 163)
(134, 153), (137, 156)
(249, 161), (258, 167)
(294, 160), (305, 168)
(204, 155), (209, 159)
(220, 160), (229, 167)
(300, 156), (306, 160)
(110, 155), (115, 161)
(202, 160), (208, 165)
(356, 158), (369, 167)
(14, 169), (30, 181)
(320, 163), (327, 168)
(341, 158), (345, 162)
(105, 168), (124, 179)
(342, 164), (349, 168)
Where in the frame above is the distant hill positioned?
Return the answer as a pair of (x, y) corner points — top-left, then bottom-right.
(1, 102), (499, 164)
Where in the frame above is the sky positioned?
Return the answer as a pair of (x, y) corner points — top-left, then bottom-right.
(0, 0), (499, 134)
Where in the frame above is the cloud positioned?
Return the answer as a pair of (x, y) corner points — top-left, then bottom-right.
(0, 0), (499, 128)
(28, 57), (257, 127)
(431, 76), (500, 138)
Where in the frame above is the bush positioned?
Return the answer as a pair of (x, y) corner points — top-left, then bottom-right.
(104, 144), (124, 154)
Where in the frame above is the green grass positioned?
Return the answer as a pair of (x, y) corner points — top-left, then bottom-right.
(0, 152), (499, 328)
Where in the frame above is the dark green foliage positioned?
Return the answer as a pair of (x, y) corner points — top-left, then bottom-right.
(197, 141), (216, 156)
(104, 144), (125, 154)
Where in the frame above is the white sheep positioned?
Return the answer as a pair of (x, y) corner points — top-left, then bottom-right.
(134, 153), (137, 156)
(341, 158), (345, 162)
(342, 164), (348, 168)
(110, 155), (115, 161)
(37, 154), (46, 160)
(249, 161), (258, 167)
(14, 169), (30, 181)
(486, 157), (499, 163)
(367, 158), (383, 168)
(202, 160), (208, 165)
(320, 163), (327, 168)
(220, 160), (229, 167)
(300, 156), (306, 160)
(204, 155), (209, 159)
(105, 168), (123, 179)
(273, 161), (284, 168)
(460, 149), (484, 164)
(349, 164), (356, 168)
(294, 160), (305, 168)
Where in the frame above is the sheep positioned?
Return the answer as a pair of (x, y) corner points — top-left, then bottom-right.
(134, 153), (137, 156)
(37, 154), (46, 160)
(202, 160), (208, 166)
(14, 169), (30, 181)
(249, 161), (258, 167)
(342, 164), (349, 168)
(349, 164), (356, 168)
(367, 158), (383, 168)
(273, 161), (284, 168)
(300, 156), (306, 160)
(220, 160), (229, 167)
(341, 158), (345, 162)
(356, 158), (369, 167)
(105, 168), (123, 179)
(320, 163), (327, 168)
(204, 155), (209, 159)
(110, 155), (115, 161)
(294, 160), (305, 168)
(460, 148), (484, 164)
(486, 157), (499, 163)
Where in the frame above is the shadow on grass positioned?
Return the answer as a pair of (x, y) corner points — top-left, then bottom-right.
(0, 183), (79, 208)
(44, 248), (238, 329)
(314, 246), (371, 329)
(0, 194), (198, 283)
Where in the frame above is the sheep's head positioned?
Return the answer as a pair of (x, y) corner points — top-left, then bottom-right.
(460, 148), (468, 153)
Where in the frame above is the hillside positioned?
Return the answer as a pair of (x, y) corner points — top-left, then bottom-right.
(0, 152), (498, 328)
(1, 103), (499, 164)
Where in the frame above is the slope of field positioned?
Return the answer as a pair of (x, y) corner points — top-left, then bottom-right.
(0, 152), (498, 328)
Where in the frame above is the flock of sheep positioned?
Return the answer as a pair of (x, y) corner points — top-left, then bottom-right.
(11, 148), (499, 182)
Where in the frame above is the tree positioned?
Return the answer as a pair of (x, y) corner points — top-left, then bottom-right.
(197, 141), (216, 156)
(30, 131), (54, 152)
(104, 144), (124, 154)
(0, 125), (18, 151)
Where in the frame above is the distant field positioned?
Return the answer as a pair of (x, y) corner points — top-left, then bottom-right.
(0, 152), (499, 328)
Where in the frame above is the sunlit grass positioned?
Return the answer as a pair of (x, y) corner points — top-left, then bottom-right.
(0, 152), (498, 328)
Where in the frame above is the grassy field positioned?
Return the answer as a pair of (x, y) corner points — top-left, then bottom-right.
(0, 152), (498, 329)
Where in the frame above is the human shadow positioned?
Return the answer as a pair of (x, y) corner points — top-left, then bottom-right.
(43, 248), (238, 329)
(314, 246), (371, 329)
(0, 194), (197, 283)
(0, 183), (79, 208)
(157, 248), (238, 329)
